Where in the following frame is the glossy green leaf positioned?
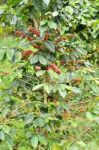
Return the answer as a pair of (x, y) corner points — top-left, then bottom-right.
(44, 41), (55, 53)
(38, 135), (47, 145)
(0, 50), (5, 61)
(30, 55), (39, 64)
(31, 135), (38, 148)
(43, 83), (51, 94)
(58, 88), (67, 98)
(6, 49), (14, 60)
(48, 21), (57, 29)
(36, 70), (45, 77)
(39, 55), (47, 65)
(2, 125), (10, 134)
(0, 131), (5, 141)
(43, 0), (50, 5)
(32, 84), (44, 91)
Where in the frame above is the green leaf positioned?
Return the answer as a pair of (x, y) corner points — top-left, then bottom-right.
(38, 135), (47, 145)
(52, 144), (63, 150)
(48, 70), (59, 79)
(65, 6), (74, 15)
(25, 114), (34, 125)
(2, 125), (10, 134)
(6, 49), (14, 60)
(34, 118), (45, 127)
(19, 0), (28, 5)
(32, 84), (44, 91)
(86, 112), (96, 121)
(43, 0), (50, 5)
(6, 142), (13, 150)
(0, 142), (12, 150)
(36, 70), (45, 77)
(48, 21), (57, 29)
(30, 55), (38, 64)
(66, 86), (81, 94)
(31, 135), (38, 148)
(70, 145), (79, 150)
(1, 108), (10, 119)
(43, 83), (51, 94)
(76, 141), (86, 148)
(44, 41), (55, 53)
(52, 11), (58, 17)
(58, 88), (67, 98)
(39, 55), (47, 65)
(0, 50), (5, 61)
(70, 87), (81, 93)
(0, 131), (5, 141)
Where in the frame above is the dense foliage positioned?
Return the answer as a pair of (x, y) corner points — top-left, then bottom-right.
(0, 0), (99, 150)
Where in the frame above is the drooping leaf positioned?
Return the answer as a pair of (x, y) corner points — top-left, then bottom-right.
(48, 70), (59, 79)
(43, 83), (51, 94)
(52, 144), (63, 150)
(36, 70), (45, 77)
(44, 41), (55, 53)
(31, 135), (38, 148)
(86, 112), (96, 121)
(0, 131), (5, 141)
(24, 114), (34, 125)
(2, 125), (10, 134)
(38, 135), (47, 145)
(34, 118), (46, 127)
(43, 0), (50, 6)
(58, 88), (67, 98)
(32, 84), (44, 91)
(66, 86), (81, 94)
(0, 50), (5, 61)
(39, 55), (47, 65)
(48, 21), (57, 29)
(30, 55), (39, 64)
(6, 49), (14, 60)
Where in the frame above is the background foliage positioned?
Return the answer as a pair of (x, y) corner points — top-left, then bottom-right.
(0, 0), (99, 150)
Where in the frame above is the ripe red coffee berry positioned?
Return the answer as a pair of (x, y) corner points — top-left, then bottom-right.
(35, 66), (41, 71)
(54, 68), (61, 74)
(15, 31), (26, 38)
(33, 45), (43, 50)
(22, 50), (33, 57)
(27, 36), (33, 41)
(60, 61), (65, 65)
(47, 67), (52, 71)
(44, 31), (49, 41)
(29, 26), (40, 37)
(50, 64), (57, 69)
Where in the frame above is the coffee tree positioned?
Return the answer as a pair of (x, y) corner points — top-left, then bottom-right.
(0, 0), (99, 150)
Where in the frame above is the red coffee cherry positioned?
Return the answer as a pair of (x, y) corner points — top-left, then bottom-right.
(28, 26), (40, 37)
(44, 31), (49, 41)
(47, 64), (61, 74)
(35, 66), (41, 71)
(60, 61), (65, 65)
(47, 67), (52, 71)
(22, 50), (33, 57)
(33, 45), (43, 50)
(27, 36), (33, 41)
(50, 64), (57, 69)
(15, 30), (26, 38)
(54, 68), (61, 74)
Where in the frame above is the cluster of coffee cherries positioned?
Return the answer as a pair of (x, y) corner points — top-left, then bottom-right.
(15, 26), (50, 58)
(15, 26), (40, 40)
(35, 66), (41, 71)
(15, 26), (49, 42)
(15, 27), (60, 74)
(47, 64), (61, 74)
(22, 50), (33, 58)
(35, 64), (61, 74)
